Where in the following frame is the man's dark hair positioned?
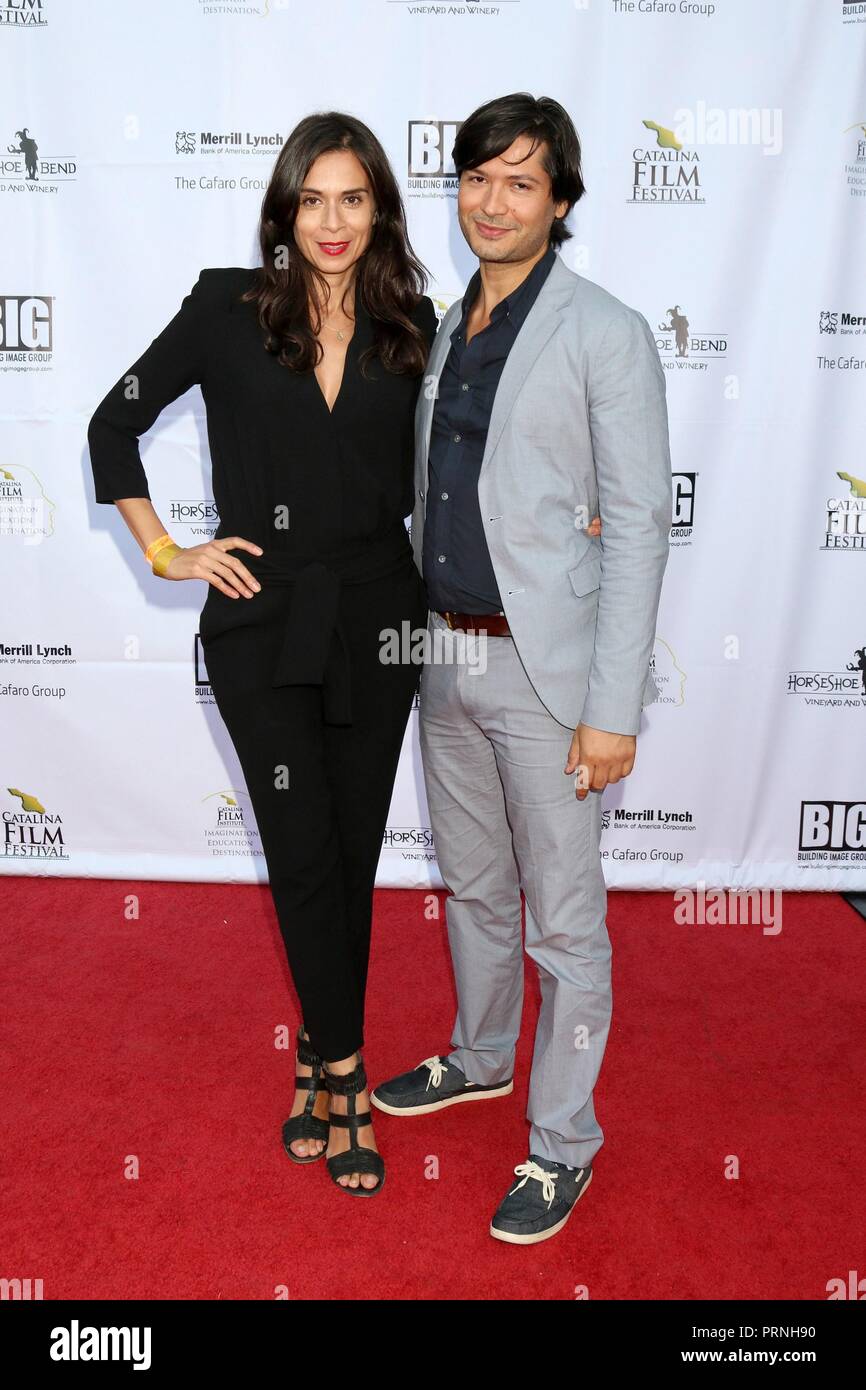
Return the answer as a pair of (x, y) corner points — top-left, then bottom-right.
(452, 93), (585, 248)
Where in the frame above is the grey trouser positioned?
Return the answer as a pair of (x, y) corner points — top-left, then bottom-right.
(418, 607), (612, 1169)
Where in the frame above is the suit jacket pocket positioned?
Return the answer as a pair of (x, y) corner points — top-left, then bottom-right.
(567, 548), (602, 597)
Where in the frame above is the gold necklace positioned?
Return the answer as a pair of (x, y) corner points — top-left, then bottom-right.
(321, 318), (353, 342)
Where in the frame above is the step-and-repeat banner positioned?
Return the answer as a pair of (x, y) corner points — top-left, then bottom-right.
(2, 0), (864, 890)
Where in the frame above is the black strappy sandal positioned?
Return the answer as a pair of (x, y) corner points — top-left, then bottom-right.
(281, 1025), (330, 1164)
(323, 1055), (385, 1197)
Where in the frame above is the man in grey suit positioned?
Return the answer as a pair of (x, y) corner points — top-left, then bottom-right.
(371, 94), (672, 1244)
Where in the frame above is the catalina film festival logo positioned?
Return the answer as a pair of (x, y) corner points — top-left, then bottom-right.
(629, 104), (782, 203)
(630, 117), (703, 204)
(0, 0), (47, 26)
(821, 469), (866, 551)
(3, 787), (68, 862)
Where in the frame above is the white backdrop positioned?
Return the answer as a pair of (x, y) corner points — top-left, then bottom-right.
(2, 0), (864, 891)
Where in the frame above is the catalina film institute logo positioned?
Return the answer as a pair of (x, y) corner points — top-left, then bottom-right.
(0, 465), (56, 540)
(842, 119), (866, 198)
(200, 790), (263, 860)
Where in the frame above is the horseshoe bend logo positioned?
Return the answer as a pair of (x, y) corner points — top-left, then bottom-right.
(2, 125), (77, 188)
(654, 301), (728, 367)
(787, 643), (866, 704)
(391, 0), (517, 13)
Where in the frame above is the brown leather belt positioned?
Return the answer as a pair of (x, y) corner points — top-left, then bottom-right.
(436, 610), (512, 636)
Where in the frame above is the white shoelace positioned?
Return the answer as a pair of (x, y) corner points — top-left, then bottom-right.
(508, 1160), (561, 1208)
(421, 1055), (447, 1090)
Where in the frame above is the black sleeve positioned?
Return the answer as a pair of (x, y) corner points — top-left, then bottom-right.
(86, 270), (217, 504)
(412, 293), (439, 353)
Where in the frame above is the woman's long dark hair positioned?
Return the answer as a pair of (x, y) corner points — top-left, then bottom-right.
(242, 112), (430, 377)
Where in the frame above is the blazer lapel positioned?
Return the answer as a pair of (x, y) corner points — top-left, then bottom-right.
(419, 299), (462, 495)
(478, 254), (576, 484)
(417, 255), (579, 498)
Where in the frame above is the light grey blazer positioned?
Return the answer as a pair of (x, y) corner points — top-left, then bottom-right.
(411, 251), (672, 736)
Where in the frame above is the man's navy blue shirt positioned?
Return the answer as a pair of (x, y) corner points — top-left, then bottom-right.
(422, 243), (557, 613)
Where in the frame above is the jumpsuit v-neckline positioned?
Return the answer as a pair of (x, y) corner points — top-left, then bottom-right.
(313, 326), (356, 417)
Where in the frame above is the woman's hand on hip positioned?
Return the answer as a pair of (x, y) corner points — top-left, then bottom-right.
(162, 537), (264, 598)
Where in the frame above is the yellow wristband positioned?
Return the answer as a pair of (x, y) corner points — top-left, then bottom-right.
(145, 532), (175, 565)
(152, 543), (183, 578)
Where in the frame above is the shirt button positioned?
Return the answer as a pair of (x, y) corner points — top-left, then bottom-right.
(461, 382), (470, 392)
(453, 432), (461, 443)
(441, 491), (449, 500)
(437, 555), (446, 563)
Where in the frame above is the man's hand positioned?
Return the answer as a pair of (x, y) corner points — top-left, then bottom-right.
(564, 722), (636, 800)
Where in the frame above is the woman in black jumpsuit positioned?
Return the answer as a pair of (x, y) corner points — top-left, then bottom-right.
(87, 116), (438, 1197)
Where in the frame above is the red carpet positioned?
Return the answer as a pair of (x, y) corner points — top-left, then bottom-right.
(1, 877), (863, 1300)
